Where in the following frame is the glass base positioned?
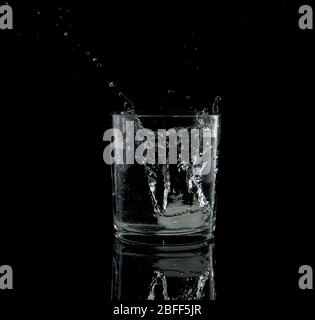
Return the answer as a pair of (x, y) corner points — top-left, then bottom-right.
(114, 224), (214, 247)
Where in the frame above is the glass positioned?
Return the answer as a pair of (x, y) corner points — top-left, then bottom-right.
(109, 111), (220, 244)
(111, 238), (215, 300)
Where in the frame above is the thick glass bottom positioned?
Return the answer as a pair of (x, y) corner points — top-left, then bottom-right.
(114, 222), (215, 246)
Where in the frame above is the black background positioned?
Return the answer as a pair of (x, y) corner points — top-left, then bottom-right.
(1, 0), (314, 315)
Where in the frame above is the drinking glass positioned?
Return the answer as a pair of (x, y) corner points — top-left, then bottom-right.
(107, 111), (220, 244)
(111, 238), (215, 300)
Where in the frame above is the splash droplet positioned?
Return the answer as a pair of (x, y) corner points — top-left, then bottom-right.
(108, 81), (117, 88)
(212, 96), (222, 115)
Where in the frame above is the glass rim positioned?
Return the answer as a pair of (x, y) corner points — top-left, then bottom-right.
(111, 110), (221, 118)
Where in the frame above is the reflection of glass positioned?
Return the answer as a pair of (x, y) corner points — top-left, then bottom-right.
(110, 112), (220, 244)
(111, 238), (215, 300)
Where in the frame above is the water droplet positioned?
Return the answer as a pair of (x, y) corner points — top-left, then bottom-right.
(108, 81), (117, 88)
(212, 96), (222, 114)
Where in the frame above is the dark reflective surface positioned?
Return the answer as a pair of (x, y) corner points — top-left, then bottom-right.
(111, 238), (215, 300)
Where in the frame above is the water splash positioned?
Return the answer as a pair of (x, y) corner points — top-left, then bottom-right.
(162, 162), (171, 210)
(123, 95), (220, 224)
(147, 267), (210, 300)
(212, 96), (222, 115)
(195, 269), (210, 299)
(51, 5), (221, 226)
(118, 92), (136, 115)
(145, 166), (160, 217)
(147, 269), (170, 300)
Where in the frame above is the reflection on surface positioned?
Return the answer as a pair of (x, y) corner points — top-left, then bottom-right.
(111, 239), (215, 300)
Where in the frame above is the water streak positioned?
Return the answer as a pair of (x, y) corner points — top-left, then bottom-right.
(147, 269), (170, 300)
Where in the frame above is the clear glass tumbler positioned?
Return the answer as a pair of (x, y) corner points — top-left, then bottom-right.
(111, 238), (215, 300)
(106, 111), (220, 244)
